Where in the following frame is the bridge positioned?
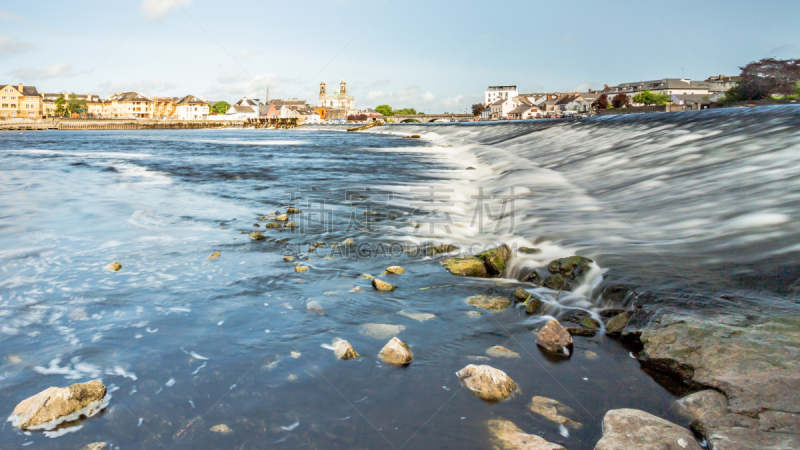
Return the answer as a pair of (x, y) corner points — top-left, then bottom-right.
(391, 114), (474, 123)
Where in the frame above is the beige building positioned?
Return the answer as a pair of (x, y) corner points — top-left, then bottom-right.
(41, 92), (104, 117)
(152, 97), (178, 119)
(1, 83), (43, 119)
(319, 80), (354, 110)
(105, 92), (153, 118)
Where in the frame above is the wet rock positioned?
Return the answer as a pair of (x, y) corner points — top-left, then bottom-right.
(596, 409), (701, 450)
(536, 320), (573, 356)
(518, 246), (541, 255)
(542, 274), (570, 290)
(173, 416), (205, 443)
(402, 135), (421, 139)
(601, 285), (635, 305)
(513, 288), (530, 303)
(486, 346), (520, 358)
(81, 443), (107, 450)
(579, 316), (601, 330)
(476, 244), (511, 276)
(342, 238), (354, 246)
(706, 427), (800, 450)
(605, 312), (629, 334)
(11, 380), (107, 429)
(466, 166), (476, 170)
(385, 266), (405, 274)
(522, 269), (542, 284)
(457, 364), (517, 402)
(525, 298), (543, 314)
(584, 350), (599, 360)
(295, 266), (309, 272)
(274, 214), (289, 222)
(467, 295), (511, 311)
(333, 338), (360, 360)
(529, 396), (582, 428)
(253, 223), (260, 227)
(210, 424), (232, 435)
(285, 221), (296, 228)
(209, 251), (221, 259)
(547, 255), (593, 275)
(249, 231), (266, 240)
(398, 309), (435, 322)
(306, 300), (324, 314)
(468, 355), (491, 362)
(379, 337), (413, 365)
(283, 255), (294, 262)
(759, 411), (800, 433)
(360, 273), (373, 279)
(359, 323), (405, 339)
(427, 243), (459, 255)
(560, 310), (588, 323)
(311, 242), (327, 248)
(467, 311), (483, 318)
(106, 261), (122, 272)
(566, 327), (596, 337)
(599, 308), (626, 318)
(286, 207), (301, 214)
(372, 279), (395, 291)
(265, 222), (281, 229)
(677, 390), (728, 422)
(486, 419), (566, 450)
(442, 257), (488, 277)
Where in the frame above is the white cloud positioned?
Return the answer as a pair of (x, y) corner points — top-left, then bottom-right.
(217, 71), (241, 82)
(94, 79), (178, 96)
(0, 36), (33, 53)
(205, 72), (281, 101)
(422, 92), (435, 101)
(442, 95), (464, 107)
(140, 0), (193, 21)
(366, 90), (384, 100)
(14, 62), (73, 80)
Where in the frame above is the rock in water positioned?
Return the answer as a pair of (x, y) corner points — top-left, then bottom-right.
(427, 243), (459, 255)
(295, 266), (309, 273)
(525, 298), (543, 314)
(536, 320), (573, 356)
(487, 419), (566, 450)
(385, 266), (405, 274)
(547, 255), (593, 274)
(486, 346), (520, 358)
(676, 390), (729, 422)
(209, 251), (220, 259)
(467, 295), (511, 311)
(529, 396), (582, 428)
(457, 365), (517, 402)
(249, 231), (266, 240)
(274, 214), (289, 222)
(476, 244), (511, 276)
(522, 269), (542, 284)
(306, 300), (324, 314)
(518, 247), (542, 254)
(210, 424), (232, 435)
(283, 255), (294, 262)
(379, 337), (413, 365)
(566, 327), (596, 337)
(11, 380), (107, 429)
(513, 288), (530, 302)
(333, 338), (360, 360)
(286, 207), (301, 214)
(372, 279), (395, 291)
(172, 416), (205, 443)
(596, 409), (702, 450)
(106, 261), (122, 272)
(265, 222), (281, 229)
(605, 312), (629, 334)
(359, 323), (405, 339)
(81, 443), (108, 450)
(285, 221), (296, 228)
(579, 316), (601, 330)
(442, 257), (488, 277)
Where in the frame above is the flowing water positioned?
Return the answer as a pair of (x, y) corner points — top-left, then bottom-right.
(1, 106), (799, 449)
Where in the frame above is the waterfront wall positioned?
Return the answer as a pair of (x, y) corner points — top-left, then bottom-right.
(0, 118), (244, 131)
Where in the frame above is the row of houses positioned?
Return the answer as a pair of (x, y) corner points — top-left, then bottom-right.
(481, 75), (740, 120)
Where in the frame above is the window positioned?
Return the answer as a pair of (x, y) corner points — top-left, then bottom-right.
(10, 96), (15, 100)
(1, 96), (5, 100)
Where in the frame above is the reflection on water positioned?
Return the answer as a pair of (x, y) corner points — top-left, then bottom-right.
(3, 107), (796, 448)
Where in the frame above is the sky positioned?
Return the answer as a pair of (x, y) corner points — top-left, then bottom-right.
(1, 0), (799, 112)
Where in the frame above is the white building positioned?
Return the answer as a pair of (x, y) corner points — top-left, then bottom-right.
(488, 97), (517, 119)
(485, 86), (518, 105)
(606, 79), (711, 97)
(175, 95), (209, 120)
(224, 97), (259, 120)
(319, 80), (354, 109)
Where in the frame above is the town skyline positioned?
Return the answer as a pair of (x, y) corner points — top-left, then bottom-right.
(3, 1), (799, 112)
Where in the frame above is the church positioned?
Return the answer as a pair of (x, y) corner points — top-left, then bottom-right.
(319, 80), (354, 110)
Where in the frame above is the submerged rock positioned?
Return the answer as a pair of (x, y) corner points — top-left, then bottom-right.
(529, 396), (582, 428)
(285, 221), (296, 228)
(379, 337), (413, 365)
(486, 346), (520, 358)
(476, 244), (512, 276)
(106, 261), (122, 272)
(457, 364), (517, 402)
(547, 255), (593, 274)
(442, 257), (488, 277)
(249, 231), (266, 240)
(342, 238), (355, 246)
(372, 279), (395, 291)
(173, 416), (205, 443)
(306, 300), (324, 314)
(513, 288), (530, 302)
(542, 274), (570, 291)
(11, 380), (107, 429)
(398, 309), (435, 322)
(286, 207), (301, 214)
(596, 408), (701, 450)
(518, 246), (542, 255)
(208, 251), (221, 259)
(487, 419), (566, 450)
(536, 320), (573, 356)
(265, 222), (281, 229)
(605, 312), (629, 334)
(566, 327), (596, 337)
(359, 323), (405, 339)
(274, 214), (289, 222)
(579, 316), (601, 330)
(525, 298), (543, 314)
(427, 243), (459, 255)
(283, 255), (294, 262)
(81, 443), (108, 450)
(522, 269), (542, 284)
(295, 266), (309, 273)
(385, 266), (405, 274)
(360, 273), (373, 279)
(333, 338), (360, 360)
(467, 295), (511, 311)
(210, 424), (232, 435)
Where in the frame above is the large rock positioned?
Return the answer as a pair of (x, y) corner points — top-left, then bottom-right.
(513, 288), (530, 302)
(379, 337), (413, 365)
(676, 390), (728, 422)
(332, 338), (360, 360)
(605, 312), (629, 334)
(547, 255), (592, 274)
(529, 396), (582, 428)
(595, 408), (702, 450)
(476, 244), (512, 276)
(442, 257), (488, 277)
(705, 427), (800, 450)
(385, 266), (405, 274)
(467, 295), (511, 311)
(486, 419), (566, 450)
(372, 279), (395, 291)
(536, 320), (573, 355)
(456, 364), (516, 402)
(486, 346), (520, 358)
(249, 231), (266, 240)
(11, 380), (107, 429)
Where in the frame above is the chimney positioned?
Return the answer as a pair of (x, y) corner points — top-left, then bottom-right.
(18, 83), (24, 93)
(604, 84), (610, 90)
(202, 96), (206, 102)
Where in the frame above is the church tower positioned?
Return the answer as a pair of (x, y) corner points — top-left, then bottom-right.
(340, 80), (347, 97)
(319, 81), (327, 107)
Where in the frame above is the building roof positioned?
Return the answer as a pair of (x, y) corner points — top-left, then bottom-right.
(234, 98), (258, 107)
(175, 95), (208, 105)
(487, 86), (517, 91)
(609, 79), (711, 94)
(7, 85), (40, 96)
(109, 92), (152, 103)
(507, 105), (537, 115)
(490, 99), (505, 106)
(232, 105), (255, 113)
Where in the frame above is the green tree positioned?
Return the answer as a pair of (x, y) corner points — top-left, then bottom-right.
(393, 108), (417, 115)
(54, 94), (66, 116)
(375, 104), (393, 116)
(211, 101), (230, 114)
(67, 94), (87, 116)
(632, 90), (670, 106)
(472, 103), (486, 116)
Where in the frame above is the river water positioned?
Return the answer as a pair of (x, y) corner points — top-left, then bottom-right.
(1, 106), (798, 449)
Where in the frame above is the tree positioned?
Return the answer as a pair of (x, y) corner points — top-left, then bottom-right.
(393, 108), (417, 115)
(211, 101), (230, 114)
(375, 104), (393, 116)
(632, 90), (670, 106)
(733, 58), (800, 101)
(591, 94), (609, 110)
(472, 103), (486, 116)
(611, 93), (630, 108)
(67, 94), (87, 116)
(54, 94), (66, 116)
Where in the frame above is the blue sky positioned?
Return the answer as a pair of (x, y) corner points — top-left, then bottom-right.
(1, 0), (799, 112)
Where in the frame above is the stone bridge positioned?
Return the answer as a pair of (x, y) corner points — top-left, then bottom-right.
(391, 114), (474, 123)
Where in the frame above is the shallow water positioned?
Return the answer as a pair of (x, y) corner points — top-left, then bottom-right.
(3, 109), (796, 448)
